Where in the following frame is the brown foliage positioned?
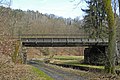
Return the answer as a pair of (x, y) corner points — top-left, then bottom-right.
(0, 54), (41, 80)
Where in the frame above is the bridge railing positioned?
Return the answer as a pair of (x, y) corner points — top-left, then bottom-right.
(21, 38), (108, 43)
(20, 34), (89, 38)
(20, 34), (109, 44)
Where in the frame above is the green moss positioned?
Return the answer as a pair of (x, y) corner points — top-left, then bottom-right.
(31, 66), (53, 80)
(102, 0), (116, 74)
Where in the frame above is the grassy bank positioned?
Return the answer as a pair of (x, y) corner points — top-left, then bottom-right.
(0, 62), (53, 80)
(31, 66), (53, 80)
(53, 56), (84, 60)
(46, 62), (120, 80)
(52, 56), (104, 69)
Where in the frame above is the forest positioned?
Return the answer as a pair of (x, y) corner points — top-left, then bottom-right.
(0, 0), (120, 80)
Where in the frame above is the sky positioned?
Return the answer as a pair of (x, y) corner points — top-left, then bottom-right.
(10, 0), (87, 19)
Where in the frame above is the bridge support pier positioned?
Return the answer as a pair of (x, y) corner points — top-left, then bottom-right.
(22, 47), (27, 64)
(84, 46), (107, 65)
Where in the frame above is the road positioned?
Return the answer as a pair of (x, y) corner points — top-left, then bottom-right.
(29, 61), (86, 80)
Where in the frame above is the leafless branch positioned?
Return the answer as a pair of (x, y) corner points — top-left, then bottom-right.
(0, 0), (12, 7)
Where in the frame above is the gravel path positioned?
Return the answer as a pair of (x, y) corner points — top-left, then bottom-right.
(29, 61), (86, 80)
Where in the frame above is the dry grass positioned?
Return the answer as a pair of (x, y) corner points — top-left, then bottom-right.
(0, 64), (39, 80)
(0, 54), (52, 80)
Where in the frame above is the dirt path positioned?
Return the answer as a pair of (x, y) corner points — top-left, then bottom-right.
(29, 61), (86, 80)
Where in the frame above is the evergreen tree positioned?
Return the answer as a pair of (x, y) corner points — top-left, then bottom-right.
(118, 0), (120, 16)
(82, 0), (107, 38)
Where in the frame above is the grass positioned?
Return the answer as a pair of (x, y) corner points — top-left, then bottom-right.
(31, 66), (53, 80)
(53, 56), (84, 60)
(52, 56), (120, 70)
(0, 62), (54, 80)
(46, 62), (120, 80)
(54, 60), (104, 69)
(52, 56), (105, 69)
(70, 63), (104, 69)
(53, 57), (120, 71)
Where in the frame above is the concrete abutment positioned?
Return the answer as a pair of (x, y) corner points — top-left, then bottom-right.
(84, 46), (107, 65)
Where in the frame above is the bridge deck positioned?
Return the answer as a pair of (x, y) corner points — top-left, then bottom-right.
(21, 38), (108, 47)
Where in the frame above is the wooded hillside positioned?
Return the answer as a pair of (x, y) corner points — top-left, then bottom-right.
(0, 6), (85, 38)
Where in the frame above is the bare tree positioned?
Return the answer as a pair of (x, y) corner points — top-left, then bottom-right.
(0, 0), (17, 62)
(0, 0), (12, 6)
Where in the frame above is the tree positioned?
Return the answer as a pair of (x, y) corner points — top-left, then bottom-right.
(102, 0), (116, 74)
(0, 0), (11, 5)
(118, 0), (120, 16)
(0, 0), (22, 64)
(0, 1), (12, 56)
(82, 0), (107, 38)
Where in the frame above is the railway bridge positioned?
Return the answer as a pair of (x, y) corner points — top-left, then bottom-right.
(20, 34), (108, 65)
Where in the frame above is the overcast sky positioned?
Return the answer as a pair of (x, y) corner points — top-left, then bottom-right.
(11, 0), (87, 19)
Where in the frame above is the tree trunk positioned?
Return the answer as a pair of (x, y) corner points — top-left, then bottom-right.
(102, 0), (116, 74)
